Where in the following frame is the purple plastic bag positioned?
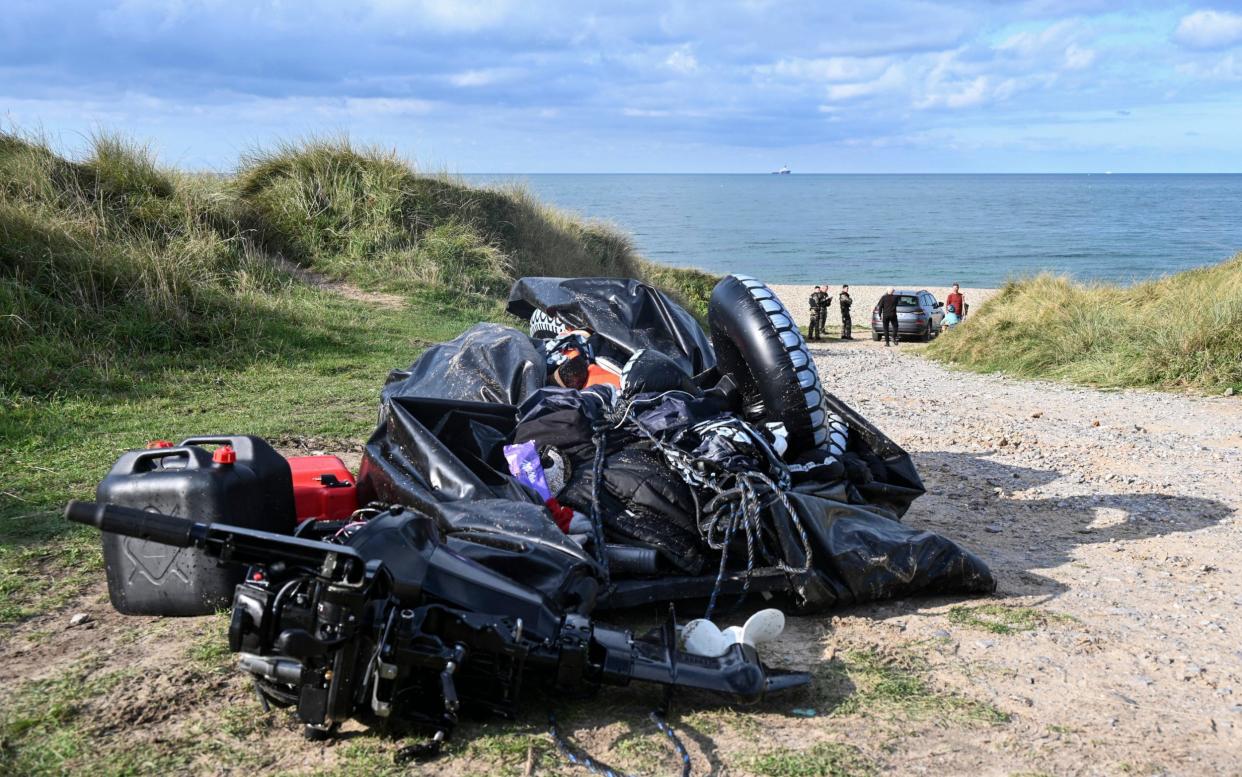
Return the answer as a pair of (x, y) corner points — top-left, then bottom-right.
(504, 441), (551, 502)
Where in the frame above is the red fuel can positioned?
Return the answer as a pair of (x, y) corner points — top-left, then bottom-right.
(287, 455), (358, 523)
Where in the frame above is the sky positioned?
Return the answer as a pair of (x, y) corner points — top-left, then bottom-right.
(3, 1), (1242, 172)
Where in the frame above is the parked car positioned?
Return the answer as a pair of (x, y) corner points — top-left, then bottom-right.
(871, 289), (945, 342)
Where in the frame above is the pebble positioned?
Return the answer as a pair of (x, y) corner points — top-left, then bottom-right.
(985, 524), (1003, 533)
(68, 612), (93, 628)
(932, 629), (951, 639)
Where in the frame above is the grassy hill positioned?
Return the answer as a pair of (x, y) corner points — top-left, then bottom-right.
(927, 257), (1242, 394)
(0, 131), (714, 631)
(0, 132), (714, 399)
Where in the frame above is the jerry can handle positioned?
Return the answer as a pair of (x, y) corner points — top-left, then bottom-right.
(123, 446), (212, 473)
(177, 435), (245, 449)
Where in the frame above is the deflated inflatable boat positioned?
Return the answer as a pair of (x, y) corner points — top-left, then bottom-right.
(362, 274), (995, 614)
(69, 274), (994, 763)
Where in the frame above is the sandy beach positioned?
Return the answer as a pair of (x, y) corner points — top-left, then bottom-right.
(769, 284), (998, 337)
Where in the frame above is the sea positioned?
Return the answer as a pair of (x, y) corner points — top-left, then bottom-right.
(468, 174), (1242, 286)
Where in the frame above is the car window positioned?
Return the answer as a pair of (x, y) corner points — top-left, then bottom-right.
(896, 295), (919, 307)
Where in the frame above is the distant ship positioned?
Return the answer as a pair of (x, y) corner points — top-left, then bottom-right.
(772, 165), (791, 175)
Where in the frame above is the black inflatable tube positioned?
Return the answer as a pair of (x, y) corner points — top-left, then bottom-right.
(708, 275), (846, 457)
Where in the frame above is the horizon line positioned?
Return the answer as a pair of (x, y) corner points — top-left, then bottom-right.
(459, 171), (1242, 176)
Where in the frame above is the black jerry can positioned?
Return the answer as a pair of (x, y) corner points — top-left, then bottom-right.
(175, 436), (296, 524)
(96, 436), (295, 616)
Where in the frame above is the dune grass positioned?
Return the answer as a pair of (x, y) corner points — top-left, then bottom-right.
(0, 129), (717, 626)
(234, 140), (641, 295)
(927, 256), (1242, 394)
(0, 131), (715, 399)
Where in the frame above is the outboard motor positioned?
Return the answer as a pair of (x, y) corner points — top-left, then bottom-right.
(66, 500), (810, 749)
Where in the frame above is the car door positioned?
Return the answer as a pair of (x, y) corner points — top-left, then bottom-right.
(923, 293), (943, 328)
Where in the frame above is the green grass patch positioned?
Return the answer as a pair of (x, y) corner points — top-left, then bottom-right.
(188, 612), (234, 671)
(947, 604), (1075, 635)
(819, 649), (1009, 725)
(0, 286), (502, 624)
(746, 741), (875, 777)
(926, 259), (1242, 394)
(0, 659), (133, 775)
(465, 729), (547, 761)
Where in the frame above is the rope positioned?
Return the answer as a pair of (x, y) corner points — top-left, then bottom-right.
(549, 711), (633, 777)
(649, 711), (692, 777)
(606, 389), (816, 616)
(702, 504), (738, 622)
(548, 710), (694, 777)
(588, 426), (611, 590)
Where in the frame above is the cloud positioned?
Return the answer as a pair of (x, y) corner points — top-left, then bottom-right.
(757, 56), (891, 83)
(664, 45), (699, 74)
(822, 63), (907, 101)
(447, 68), (520, 87)
(1177, 51), (1242, 80)
(918, 75), (990, 108)
(2, 1), (1241, 170)
(1063, 43), (1097, 70)
(1173, 10), (1242, 50)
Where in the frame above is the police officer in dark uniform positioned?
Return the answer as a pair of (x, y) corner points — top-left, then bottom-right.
(817, 284), (832, 337)
(838, 284), (853, 340)
(807, 285), (828, 340)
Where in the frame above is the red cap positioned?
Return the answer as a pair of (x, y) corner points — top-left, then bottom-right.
(212, 445), (237, 465)
(147, 440), (174, 449)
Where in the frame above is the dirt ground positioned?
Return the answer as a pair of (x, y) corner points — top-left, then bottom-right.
(3, 334), (1241, 776)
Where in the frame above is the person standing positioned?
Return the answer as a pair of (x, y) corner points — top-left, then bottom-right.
(807, 285), (827, 340)
(817, 284), (832, 338)
(946, 283), (966, 320)
(878, 287), (900, 346)
(838, 285), (853, 340)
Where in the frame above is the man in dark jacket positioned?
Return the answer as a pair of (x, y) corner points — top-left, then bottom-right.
(877, 287), (900, 346)
(838, 285), (853, 340)
(807, 286), (828, 340)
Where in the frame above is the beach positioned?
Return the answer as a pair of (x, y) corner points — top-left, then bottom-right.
(768, 283), (998, 336)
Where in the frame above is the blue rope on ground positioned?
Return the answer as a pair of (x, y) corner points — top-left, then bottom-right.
(649, 711), (693, 777)
(548, 710), (633, 777)
(549, 709), (696, 777)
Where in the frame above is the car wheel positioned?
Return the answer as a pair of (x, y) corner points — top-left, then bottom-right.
(871, 330), (881, 342)
(920, 324), (932, 342)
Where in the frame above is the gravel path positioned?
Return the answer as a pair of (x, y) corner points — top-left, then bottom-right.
(787, 334), (1242, 774)
(3, 287), (1239, 775)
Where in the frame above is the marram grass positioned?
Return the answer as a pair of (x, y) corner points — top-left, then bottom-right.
(0, 131), (714, 397)
(927, 256), (1242, 394)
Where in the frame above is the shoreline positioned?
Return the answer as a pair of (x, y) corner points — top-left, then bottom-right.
(768, 284), (998, 334)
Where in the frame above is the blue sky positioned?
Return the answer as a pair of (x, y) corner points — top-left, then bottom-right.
(3, 1), (1242, 172)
